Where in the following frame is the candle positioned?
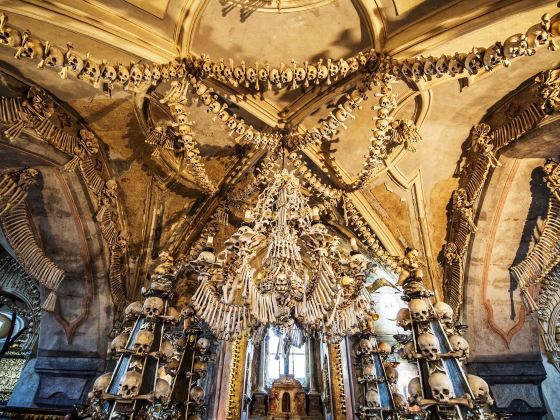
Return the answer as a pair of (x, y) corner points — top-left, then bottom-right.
(244, 210), (252, 221)
(206, 236), (214, 247)
(350, 238), (357, 250)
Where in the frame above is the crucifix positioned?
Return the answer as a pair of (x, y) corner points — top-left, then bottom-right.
(276, 335), (292, 375)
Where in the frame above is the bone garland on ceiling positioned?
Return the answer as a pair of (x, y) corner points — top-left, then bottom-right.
(442, 68), (558, 318)
(0, 9), (557, 97)
(0, 167), (64, 311)
(0, 87), (129, 308)
(152, 65), (420, 198)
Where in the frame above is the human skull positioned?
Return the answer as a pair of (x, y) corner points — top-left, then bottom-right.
(418, 333), (439, 360)
(189, 385), (205, 405)
(143, 296), (164, 318)
(117, 64), (130, 84)
(118, 370), (142, 398)
(151, 65), (161, 83)
(0, 27), (21, 47)
(142, 65), (152, 83)
(409, 299), (429, 322)
(91, 372), (112, 396)
(428, 372), (454, 403)
(198, 92), (212, 107)
(129, 64), (143, 85)
(392, 392), (408, 411)
(339, 59), (349, 76)
(193, 360), (208, 378)
(328, 60), (339, 78)
(170, 102), (188, 116)
(423, 57), (437, 76)
(467, 374), (493, 405)
(246, 67), (257, 83)
(365, 388), (379, 408)
(168, 61), (179, 78)
(449, 334), (470, 358)
(436, 54), (449, 75)
(133, 330), (154, 355)
(503, 34), (528, 59)
(44, 45), (64, 67)
(160, 64), (170, 80)
(347, 57), (359, 73)
(208, 99), (222, 114)
(449, 54), (464, 74)
(82, 58), (100, 80)
(401, 342), (417, 360)
(125, 301), (143, 320)
(234, 65), (245, 83)
(358, 337), (374, 356)
(412, 58), (424, 79)
(269, 67), (281, 84)
(527, 24), (549, 49)
(294, 66), (306, 82)
(306, 64), (317, 81)
(483, 43), (504, 68)
(100, 63), (117, 83)
(111, 331), (130, 353)
(19, 38), (44, 59)
(385, 365), (398, 383)
(396, 308), (412, 330)
(159, 339), (174, 360)
(196, 337), (210, 354)
(176, 114), (193, 126)
(154, 378), (171, 401)
(258, 67), (269, 82)
(434, 301), (454, 325)
(67, 51), (84, 73)
(407, 377), (422, 404)
(465, 49), (484, 74)
(281, 66), (293, 83)
(377, 341), (391, 357)
(317, 64), (328, 80)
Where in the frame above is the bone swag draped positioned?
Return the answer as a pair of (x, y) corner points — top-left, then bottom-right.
(190, 167), (375, 342)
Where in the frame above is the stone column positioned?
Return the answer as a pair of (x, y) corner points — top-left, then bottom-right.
(255, 337), (267, 393)
(306, 337), (322, 416)
(251, 337), (268, 417)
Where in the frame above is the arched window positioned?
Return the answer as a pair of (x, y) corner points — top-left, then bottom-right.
(265, 328), (307, 388)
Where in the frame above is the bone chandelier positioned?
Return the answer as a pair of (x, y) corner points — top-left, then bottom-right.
(189, 159), (376, 343)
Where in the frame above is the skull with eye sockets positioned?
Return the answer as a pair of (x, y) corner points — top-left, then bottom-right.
(133, 330), (154, 356)
(117, 65), (130, 84)
(428, 372), (454, 403)
(418, 332), (439, 361)
(118, 371), (142, 398)
(143, 296), (164, 319)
